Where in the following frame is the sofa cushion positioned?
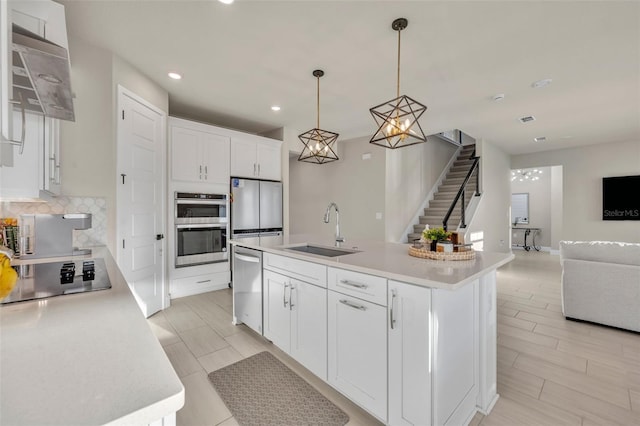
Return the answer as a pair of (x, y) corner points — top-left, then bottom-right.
(560, 240), (640, 266)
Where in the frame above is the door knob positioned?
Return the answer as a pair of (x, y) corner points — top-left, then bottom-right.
(156, 234), (164, 240)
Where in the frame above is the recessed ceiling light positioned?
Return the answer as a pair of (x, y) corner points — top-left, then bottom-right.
(534, 136), (547, 142)
(168, 72), (182, 80)
(492, 94), (505, 102)
(519, 115), (536, 123)
(218, 0), (234, 4)
(271, 105), (281, 112)
(532, 78), (552, 88)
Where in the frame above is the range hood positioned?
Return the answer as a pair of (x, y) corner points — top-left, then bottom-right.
(11, 24), (74, 122)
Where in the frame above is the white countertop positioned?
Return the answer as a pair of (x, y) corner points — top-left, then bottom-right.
(0, 247), (184, 425)
(232, 235), (514, 290)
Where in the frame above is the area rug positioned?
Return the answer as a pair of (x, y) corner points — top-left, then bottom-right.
(208, 351), (349, 426)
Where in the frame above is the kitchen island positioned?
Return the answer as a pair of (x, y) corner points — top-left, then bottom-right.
(0, 247), (184, 425)
(231, 235), (513, 426)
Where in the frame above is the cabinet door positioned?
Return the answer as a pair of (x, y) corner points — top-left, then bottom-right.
(432, 281), (478, 426)
(230, 137), (257, 178)
(0, 111), (43, 199)
(42, 117), (61, 195)
(388, 281), (432, 426)
(328, 291), (387, 421)
(263, 270), (291, 352)
(256, 139), (281, 181)
(171, 126), (202, 182)
(202, 132), (230, 184)
(290, 279), (327, 380)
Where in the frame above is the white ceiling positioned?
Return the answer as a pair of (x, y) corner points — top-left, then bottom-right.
(59, 0), (640, 155)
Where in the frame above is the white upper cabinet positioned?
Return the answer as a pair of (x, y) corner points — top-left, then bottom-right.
(169, 117), (230, 185)
(0, 111), (42, 199)
(0, 0), (66, 198)
(231, 136), (282, 181)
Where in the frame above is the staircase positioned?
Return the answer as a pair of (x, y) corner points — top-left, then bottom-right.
(407, 144), (479, 242)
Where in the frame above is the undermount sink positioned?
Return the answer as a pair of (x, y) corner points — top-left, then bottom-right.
(285, 244), (360, 257)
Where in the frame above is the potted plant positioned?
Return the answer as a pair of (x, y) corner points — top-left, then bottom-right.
(422, 227), (452, 251)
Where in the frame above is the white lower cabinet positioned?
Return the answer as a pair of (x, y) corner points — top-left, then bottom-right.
(388, 280), (432, 426)
(290, 278), (327, 379)
(169, 270), (230, 299)
(432, 280), (479, 426)
(258, 255), (488, 426)
(263, 268), (328, 380)
(328, 290), (387, 421)
(263, 270), (292, 351)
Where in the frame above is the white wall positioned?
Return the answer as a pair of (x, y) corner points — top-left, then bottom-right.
(57, 37), (168, 254)
(60, 38), (113, 202)
(466, 139), (512, 253)
(550, 165), (563, 251)
(260, 126), (298, 238)
(511, 166), (552, 248)
(289, 135), (458, 243)
(512, 140), (640, 243)
(384, 138), (458, 242)
(289, 136), (386, 241)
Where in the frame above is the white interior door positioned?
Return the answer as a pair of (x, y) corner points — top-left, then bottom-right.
(117, 86), (166, 318)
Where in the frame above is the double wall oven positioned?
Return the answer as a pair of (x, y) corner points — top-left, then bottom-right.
(174, 192), (228, 267)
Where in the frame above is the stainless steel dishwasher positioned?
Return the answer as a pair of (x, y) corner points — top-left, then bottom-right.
(232, 245), (263, 335)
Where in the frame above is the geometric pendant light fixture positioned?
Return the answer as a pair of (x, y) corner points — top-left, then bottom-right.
(370, 18), (428, 149)
(298, 70), (340, 164)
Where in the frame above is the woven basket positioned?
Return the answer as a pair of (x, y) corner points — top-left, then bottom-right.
(408, 246), (476, 261)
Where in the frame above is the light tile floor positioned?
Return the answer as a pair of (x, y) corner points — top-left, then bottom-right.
(149, 251), (640, 425)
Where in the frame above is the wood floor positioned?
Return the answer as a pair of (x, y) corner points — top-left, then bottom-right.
(148, 251), (640, 425)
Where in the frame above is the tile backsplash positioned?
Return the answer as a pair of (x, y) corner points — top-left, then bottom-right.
(1, 196), (107, 248)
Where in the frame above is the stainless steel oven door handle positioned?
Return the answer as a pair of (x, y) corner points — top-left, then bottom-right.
(233, 253), (260, 263)
(175, 199), (227, 205)
(176, 224), (226, 229)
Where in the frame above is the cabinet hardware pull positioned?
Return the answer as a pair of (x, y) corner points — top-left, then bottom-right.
(4, 95), (26, 154)
(339, 279), (368, 289)
(340, 299), (367, 311)
(289, 285), (294, 311)
(283, 283), (289, 307)
(196, 279), (211, 284)
(257, 163), (260, 176)
(390, 289), (397, 329)
(199, 165), (202, 180)
(204, 165), (208, 180)
(253, 163), (257, 176)
(49, 157), (56, 181)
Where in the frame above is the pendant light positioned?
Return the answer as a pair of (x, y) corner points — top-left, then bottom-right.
(298, 70), (339, 164)
(370, 18), (427, 149)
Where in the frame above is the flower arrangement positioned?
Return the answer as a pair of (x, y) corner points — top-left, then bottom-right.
(422, 227), (451, 243)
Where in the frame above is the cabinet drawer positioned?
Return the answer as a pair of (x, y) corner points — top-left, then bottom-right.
(170, 271), (230, 298)
(263, 253), (327, 288)
(328, 267), (387, 306)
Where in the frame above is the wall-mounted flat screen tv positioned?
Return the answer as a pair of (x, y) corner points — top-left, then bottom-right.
(602, 175), (640, 221)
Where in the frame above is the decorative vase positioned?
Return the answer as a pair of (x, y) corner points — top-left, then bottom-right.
(430, 240), (438, 252)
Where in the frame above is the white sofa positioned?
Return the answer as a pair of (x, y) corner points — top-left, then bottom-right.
(559, 241), (640, 332)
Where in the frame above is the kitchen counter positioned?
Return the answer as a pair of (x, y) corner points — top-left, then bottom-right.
(0, 247), (184, 425)
(231, 234), (514, 290)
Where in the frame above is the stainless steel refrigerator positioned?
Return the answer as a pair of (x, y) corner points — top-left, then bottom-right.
(230, 178), (283, 246)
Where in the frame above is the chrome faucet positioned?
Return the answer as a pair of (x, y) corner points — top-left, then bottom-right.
(324, 202), (344, 245)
